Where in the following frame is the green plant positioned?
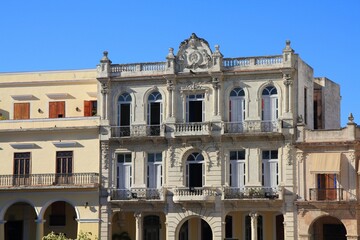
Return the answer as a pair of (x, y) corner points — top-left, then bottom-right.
(42, 231), (97, 240)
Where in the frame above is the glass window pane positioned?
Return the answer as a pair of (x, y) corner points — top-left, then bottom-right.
(230, 151), (237, 160)
(262, 151), (270, 159)
(148, 153), (155, 162)
(271, 150), (278, 159)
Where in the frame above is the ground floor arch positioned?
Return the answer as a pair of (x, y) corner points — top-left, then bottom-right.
(178, 216), (212, 240)
(4, 202), (37, 240)
(43, 201), (78, 238)
(309, 215), (346, 240)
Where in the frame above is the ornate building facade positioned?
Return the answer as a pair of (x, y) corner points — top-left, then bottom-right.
(0, 33), (353, 240)
(96, 33), (342, 240)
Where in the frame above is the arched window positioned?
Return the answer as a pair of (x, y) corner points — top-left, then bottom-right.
(186, 152), (205, 188)
(228, 87), (246, 133)
(117, 93), (132, 136)
(261, 86), (278, 121)
(147, 91), (162, 136)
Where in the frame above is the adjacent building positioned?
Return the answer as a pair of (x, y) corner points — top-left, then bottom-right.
(0, 70), (100, 239)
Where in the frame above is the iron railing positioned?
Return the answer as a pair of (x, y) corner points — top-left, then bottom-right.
(0, 173), (99, 188)
(111, 125), (163, 138)
(309, 188), (343, 201)
(110, 188), (164, 200)
(223, 187), (280, 199)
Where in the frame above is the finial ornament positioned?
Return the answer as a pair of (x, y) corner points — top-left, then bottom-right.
(348, 113), (354, 124)
(283, 40), (294, 53)
(100, 51), (111, 63)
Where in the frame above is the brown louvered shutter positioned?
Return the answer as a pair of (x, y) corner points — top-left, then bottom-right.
(14, 103), (30, 120)
(49, 101), (65, 118)
(84, 101), (91, 116)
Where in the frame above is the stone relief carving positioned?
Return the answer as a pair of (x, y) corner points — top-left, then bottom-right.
(101, 141), (109, 170)
(296, 152), (304, 163)
(284, 143), (292, 166)
(177, 33), (213, 72)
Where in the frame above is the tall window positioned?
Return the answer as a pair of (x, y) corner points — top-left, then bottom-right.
(13, 152), (30, 185)
(229, 150), (246, 188)
(117, 153), (132, 189)
(317, 174), (337, 200)
(186, 152), (205, 188)
(117, 93), (132, 136)
(186, 94), (204, 122)
(147, 92), (162, 136)
(261, 86), (278, 121)
(147, 153), (163, 188)
(229, 88), (245, 122)
(14, 103), (30, 120)
(56, 151), (73, 184)
(262, 150), (278, 190)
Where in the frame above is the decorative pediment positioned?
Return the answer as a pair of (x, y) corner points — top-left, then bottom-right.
(176, 33), (213, 72)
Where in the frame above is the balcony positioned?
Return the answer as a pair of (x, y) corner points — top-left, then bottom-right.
(0, 116), (100, 131)
(110, 188), (165, 201)
(110, 125), (164, 138)
(173, 187), (218, 202)
(0, 173), (99, 190)
(224, 120), (280, 134)
(173, 122), (211, 136)
(309, 188), (343, 201)
(223, 187), (282, 200)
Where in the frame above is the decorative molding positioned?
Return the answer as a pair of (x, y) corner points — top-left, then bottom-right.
(176, 33), (213, 72)
(11, 94), (38, 101)
(52, 141), (78, 148)
(46, 93), (73, 99)
(296, 152), (304, 163)
(101, 142), (109, 170)
(87, 92), (97, 98)
(10, 143), (37, 149)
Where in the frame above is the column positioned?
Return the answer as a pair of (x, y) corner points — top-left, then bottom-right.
(212, 77), (219, 116)
(101, 82), (109, 120)
(249, 212), (258, 240)
(283, 74), (292, 114)
(35, 219), (45, 240)
(135, 212), (143, 240)
(167, 79), (174, 118)
(0, 220), (6, 240)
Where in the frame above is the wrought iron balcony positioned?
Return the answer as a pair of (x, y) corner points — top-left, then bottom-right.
(111, 125), (164, 138)
(224, 120), (280, 134)
(173, 187), (218, 202)
(223, 187), (281, 200)
(309, 188), (343, 201)
(0, 173), (99, 189)
(110, 188), (165, 201)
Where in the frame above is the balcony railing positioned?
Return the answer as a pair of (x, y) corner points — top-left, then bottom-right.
(111, 125), (164, 138)
(0, 173), (99, 188)
(110, 188), (164, 200)
(223, 187), (281, 200)
(309, 188), (343, 201)
(224, 120), (279, 133)
(174, 122), (211, 136)
(173, 187), (217, 202)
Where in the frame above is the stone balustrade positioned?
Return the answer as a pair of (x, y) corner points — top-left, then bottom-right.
(173, 187), (218, 202)
(110, 188), (164, 200)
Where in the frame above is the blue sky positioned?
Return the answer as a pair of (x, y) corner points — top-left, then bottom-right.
(0, 1), (359, 126)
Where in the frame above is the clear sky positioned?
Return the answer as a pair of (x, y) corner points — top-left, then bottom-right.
(0, 1), (359, 126)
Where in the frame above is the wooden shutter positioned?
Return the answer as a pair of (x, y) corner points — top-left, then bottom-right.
(14, 103), (30, 120)
(84, 101), (91, 116)
(49, 101), (65, 118)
